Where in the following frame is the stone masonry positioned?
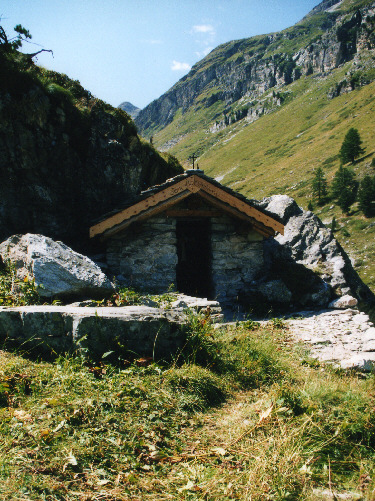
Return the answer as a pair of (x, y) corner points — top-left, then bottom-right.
(0, 305), (186, 360)
(106, 214), (265, 303)
(106, 216), (177, 292)
(211, 216), (264, 304)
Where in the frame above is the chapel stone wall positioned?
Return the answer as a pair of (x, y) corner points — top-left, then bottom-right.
(106, 214), (265, 300)
(106, 216), (177, 293)
(211, 216), (264, 304)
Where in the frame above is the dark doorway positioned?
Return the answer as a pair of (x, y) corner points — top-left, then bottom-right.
(176, 219), (213, 298)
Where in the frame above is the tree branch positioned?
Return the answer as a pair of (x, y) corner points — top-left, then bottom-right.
(26, 49), (54, 60)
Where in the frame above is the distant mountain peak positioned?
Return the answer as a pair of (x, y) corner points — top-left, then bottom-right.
(118, 101), (141, 119)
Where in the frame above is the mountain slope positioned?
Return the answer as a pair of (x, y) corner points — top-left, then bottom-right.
(136, 0), (375, 157)
(134, 0), (375, 292)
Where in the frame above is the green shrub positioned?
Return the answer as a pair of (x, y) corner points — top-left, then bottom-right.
(37, 68), (92, 101)
(44, 82), (74, 104)
(274, 382), (307, 416)
(177, 311), (221, 368)
(107, 287), (142, 306)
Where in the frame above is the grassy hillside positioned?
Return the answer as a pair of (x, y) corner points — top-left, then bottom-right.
(1, 316), (375, 500)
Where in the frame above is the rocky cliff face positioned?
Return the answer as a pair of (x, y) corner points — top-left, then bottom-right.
(306, 0), (343, 16)
(136, 0), (375, 137)
(0, 53), (182, 249)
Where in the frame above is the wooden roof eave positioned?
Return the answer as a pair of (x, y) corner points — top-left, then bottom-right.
(93, 189), (192, 239)
(197, 191), (275, 237)
(90, 174), (284, 238)
(193, 176), (284, 235)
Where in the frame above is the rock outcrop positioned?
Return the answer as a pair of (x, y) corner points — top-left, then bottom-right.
(0, 52), (182, 249)
(255, 195), (374, 309)
(306, 0), (343, 16)
(0, 234), (114, 299)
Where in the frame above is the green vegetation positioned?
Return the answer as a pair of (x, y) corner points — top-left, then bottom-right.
(312, 166), (328, 205)
(339, 127), (365, 164)
(358, 175), (375, 217)
(0, 261), (40, 307)
(331, 165), (358, 213)
(0, 23), (32, 51)
(0, 317), (374, 500)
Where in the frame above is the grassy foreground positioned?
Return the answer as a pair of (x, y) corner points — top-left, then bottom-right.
(0, 316), (375, 500)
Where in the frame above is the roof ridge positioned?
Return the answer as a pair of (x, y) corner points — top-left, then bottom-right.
(90, 170), (283, 229)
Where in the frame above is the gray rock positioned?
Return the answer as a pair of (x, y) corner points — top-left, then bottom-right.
(68, 300), (99, 307)
(363, 327), (375, 341)
(311, 488), (362, 500)
(171, 294), (223, 318)
(0, 305), (186, 360)
(262, 195), (375, 308)
(258, 280), (292, 304)
(0, 234), (114, 299)
(171, 294), (219, 307)
(256, 195), (302, 224)
(287, 308), (375, 371)
(340, 354), (375, 372)
(363, 340), (375, 352)
(329, 295), (358, 309)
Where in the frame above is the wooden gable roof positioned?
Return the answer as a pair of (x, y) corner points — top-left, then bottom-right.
(90, 170), (284, 239)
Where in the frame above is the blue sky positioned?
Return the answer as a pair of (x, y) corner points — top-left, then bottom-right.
(2, 1), (319, 109)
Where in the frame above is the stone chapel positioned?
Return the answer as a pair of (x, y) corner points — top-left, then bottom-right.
(90, 170), (284, 304)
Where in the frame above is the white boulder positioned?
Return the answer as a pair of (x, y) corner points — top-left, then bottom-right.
(0, 234), (114, 298)
(328, 295), (358, 309)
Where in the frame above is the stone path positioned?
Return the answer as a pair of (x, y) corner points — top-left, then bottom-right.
(285, 308), (375, 371)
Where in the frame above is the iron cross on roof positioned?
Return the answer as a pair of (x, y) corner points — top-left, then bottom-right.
(188, 153), (198, 169)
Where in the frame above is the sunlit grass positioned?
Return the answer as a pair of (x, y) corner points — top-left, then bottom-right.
(1, 317), (374, 500)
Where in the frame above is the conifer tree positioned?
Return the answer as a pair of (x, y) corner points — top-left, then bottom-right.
(331, 165), (357, 213)
(358, 175), (375, 217)
(339, 128), (365, 164)
(312, 166), (328, 205)
(0, 24), (31, 52)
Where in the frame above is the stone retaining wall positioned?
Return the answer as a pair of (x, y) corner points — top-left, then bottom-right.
(0, 305), (186, 360)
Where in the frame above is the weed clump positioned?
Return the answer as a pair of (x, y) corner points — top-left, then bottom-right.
(0, 260), (40, 306)
(165, 365), (226, 411)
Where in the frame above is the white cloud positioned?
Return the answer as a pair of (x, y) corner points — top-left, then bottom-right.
(171, 60), (191, 71)
(192, 24), (216, 36)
